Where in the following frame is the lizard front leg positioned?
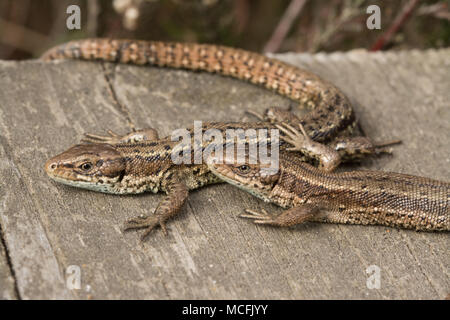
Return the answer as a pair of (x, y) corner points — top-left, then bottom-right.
(82, 128), (160, 144)
(123, 179), (189, 240)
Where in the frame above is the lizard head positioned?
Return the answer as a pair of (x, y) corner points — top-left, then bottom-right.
(45, 144), (126, 193)
(207, 154), (280, 202)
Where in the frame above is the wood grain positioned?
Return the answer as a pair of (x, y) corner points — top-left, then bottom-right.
(0, 49), (448, 299)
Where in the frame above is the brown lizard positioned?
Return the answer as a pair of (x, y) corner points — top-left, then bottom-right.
(207, 123), (449, 231)
(42, 39), (397, 239)
(41, 39), (358, 142)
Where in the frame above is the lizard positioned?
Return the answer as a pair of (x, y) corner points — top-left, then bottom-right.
(42, 38), (398, 239)
(207, 123), (450, 231)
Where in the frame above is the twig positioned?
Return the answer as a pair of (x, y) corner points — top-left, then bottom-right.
(263, 0), (307, 53)
(417, 2), (450, 21)
(232, 0), (250, 34)
(308, 0), (365, 53)
(0, 18), (50, 55)
(370, 0), (421, 51)
(0, 0), (31, 59)
(87, 0), (100, 37)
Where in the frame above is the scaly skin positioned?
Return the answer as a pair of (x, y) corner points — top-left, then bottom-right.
(208, 125), (449, 231)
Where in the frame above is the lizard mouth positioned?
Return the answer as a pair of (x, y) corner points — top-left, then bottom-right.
(208, 164), (240, 185)
(45, 157), (82, 182)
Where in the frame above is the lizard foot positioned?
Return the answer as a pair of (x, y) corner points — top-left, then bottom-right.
(82, 128), (159, 144)
(123, 214), (168, 241)
(275, 122), (311, 152)
(240, 208), (276, 225)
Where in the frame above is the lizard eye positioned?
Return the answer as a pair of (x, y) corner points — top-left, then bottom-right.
(237, 165), (250, 173)
(80, 162), (93, 171)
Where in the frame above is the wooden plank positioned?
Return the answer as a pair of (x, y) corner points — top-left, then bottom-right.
(0, 49), (448, 299)
(0, 229), (16, 299)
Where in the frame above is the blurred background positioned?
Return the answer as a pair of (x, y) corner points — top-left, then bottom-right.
(0, 0), (449, 60)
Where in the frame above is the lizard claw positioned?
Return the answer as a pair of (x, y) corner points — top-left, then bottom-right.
(107, 130), (120, 137)
(82, 128), (160, 145)
(123, 214), (169, 240)
(240, 209), (275, 225)
(373, 139), (402, 154)
(244, 110), (265, 121)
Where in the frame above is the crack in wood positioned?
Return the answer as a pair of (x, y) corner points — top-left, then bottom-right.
(101, 63), (136, 131)
(0, 223), (21, 299)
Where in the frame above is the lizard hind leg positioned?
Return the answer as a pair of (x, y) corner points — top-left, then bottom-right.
(81, 128), (160, 145)
(276, 122), (341, 172)
(241, 205), (319, 227)
(331, 136), (401, 161)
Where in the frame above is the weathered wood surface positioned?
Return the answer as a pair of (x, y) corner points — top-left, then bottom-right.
(0, 49), (448, 300)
